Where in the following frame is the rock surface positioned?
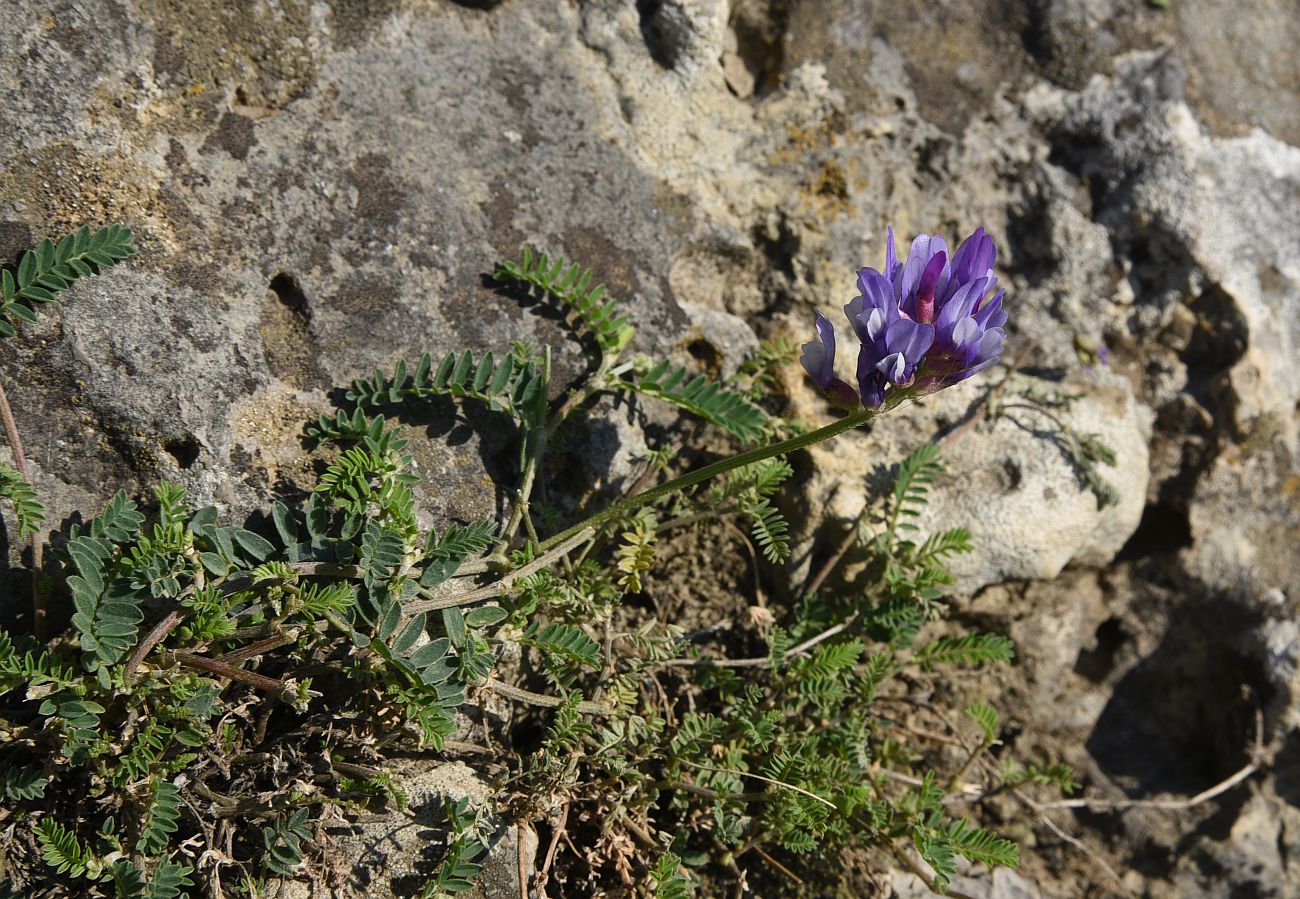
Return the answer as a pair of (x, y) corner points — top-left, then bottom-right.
(2, 0), (1298, 896)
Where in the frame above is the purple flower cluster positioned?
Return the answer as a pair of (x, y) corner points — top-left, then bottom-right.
(801, 227), (1007, 409)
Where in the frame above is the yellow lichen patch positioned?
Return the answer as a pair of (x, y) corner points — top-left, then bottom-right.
(769, 109), (848, 167)
(230, 383), (330, 490)
(0, 142), (163, 245)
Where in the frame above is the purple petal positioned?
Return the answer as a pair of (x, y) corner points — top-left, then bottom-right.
(849, 269), (898, 342)
(934, 278), (986, 345)
(814, 310), (837, 356)
(949, 353), (1000, 383)
(942, 229), (996, 306)
(863, 306), (889, 343)
(860, 377), (887, 408)
(856, 267), (896, 309)
(885, 318), (935, 368)
(914, 251), (948, 324)
(975, 327), (1004, 362)
(844, 294), (864, 329)
(875, 351), (908, 384)
(973, 290), (1007, 330)
(951, 227), (995, 283)
(949, 317), (983, 363)
(857, 345), (888, 407)
(898, 233), (936, 307)
(885, 226), (899, 279)
(800, 311), (838, 387)
(800, 340), (829, 385)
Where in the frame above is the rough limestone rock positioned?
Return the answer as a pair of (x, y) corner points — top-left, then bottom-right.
(794, 369), (1151, 596)
(277, 761), (534, 899)
(2, 0), (1298, 895)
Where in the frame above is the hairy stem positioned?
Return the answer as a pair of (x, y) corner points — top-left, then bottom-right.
(501, 357), (615, 552)
(539, 407), (879, 551)
(0, 380), (28, 475)
(406, 527), (593, 614)
(947, 735), (995, 793)
(171, 651), (294, 700)
(483, 677), (612, 715)
(0, 379), (48, 642)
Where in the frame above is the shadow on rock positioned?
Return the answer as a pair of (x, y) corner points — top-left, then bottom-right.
(1085, 596), (1267, 834)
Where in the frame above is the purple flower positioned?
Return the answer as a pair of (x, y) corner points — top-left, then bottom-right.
(844, 267), (934, 407)
(800, 226), (1007, 408)
(799, 311), (860, 410)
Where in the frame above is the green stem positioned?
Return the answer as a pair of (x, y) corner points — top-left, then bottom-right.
(538, 407), (878, 552)
(500, 357), (613, 551)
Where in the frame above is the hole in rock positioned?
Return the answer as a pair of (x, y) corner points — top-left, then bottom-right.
(163, 436), (200, 469)
(269, 271), (310, 319)
(1274, 729), (1300, 809)
(1086, 598), (1265, 810)
(1074, 617), (1126, 683)
(728, 0), (791, 98)
(1116, 502), (1192, 561)
(686, 338), (723, 376)
(636, 0), (675, 68)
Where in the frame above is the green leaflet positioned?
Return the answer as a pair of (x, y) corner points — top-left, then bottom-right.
(495, 248), (635, 354)
(347, 350), (547, 428)
(626, 359), (768, 443)
(1, 225), (136, 338)
(0, 463), (44, 539)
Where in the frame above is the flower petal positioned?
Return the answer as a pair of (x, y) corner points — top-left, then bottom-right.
(857, 346), (888, 407)
(949, 317), (983, 363)
(934, 277), (985, 346)
(914, 251), (948, 324)
(973, 289), (1007, 330)
(875, 351), (908, 384)
(885, 317), (936, 368)
(800, 311), (838, 387)
(799, 339), (828, 384)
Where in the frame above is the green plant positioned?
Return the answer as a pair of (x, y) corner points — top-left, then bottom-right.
(0, 235), (1093, 898)
(0, 224), (136, 338)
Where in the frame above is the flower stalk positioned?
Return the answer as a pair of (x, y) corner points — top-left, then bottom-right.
(538, 405), (883, 552)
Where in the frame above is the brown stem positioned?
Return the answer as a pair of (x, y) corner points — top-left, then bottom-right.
(171, 650), (293, 700)
(800, 506), (870, 600)
(537, 802), (569, 893)
(30, 535), (46, 642)
(483, 677), (612, 715)
(748, 845), (802, 886)
(124, 610), (185, 678)
(125, 562), (353, 681)
(0, 379), (49, 642)
(0, 380), (28, 475)
(218, 633), (297, 664)
(889, 844), (981, 899)
(660, 781), (773, 804)
(288, 561), (362, 578)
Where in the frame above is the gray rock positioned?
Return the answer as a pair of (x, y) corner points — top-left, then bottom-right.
(275, 760), (533, 899)
(891, 862), (1042, 899)
(793, 370), (1150, 596)
(1025, 52), (1300, 601)
(2, 0), (1299, 896)
(0, 1), (700, 546)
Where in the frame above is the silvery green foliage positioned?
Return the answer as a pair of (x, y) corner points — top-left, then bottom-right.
(0, 224), (135, 337)
(0, 238), (1074, 897)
